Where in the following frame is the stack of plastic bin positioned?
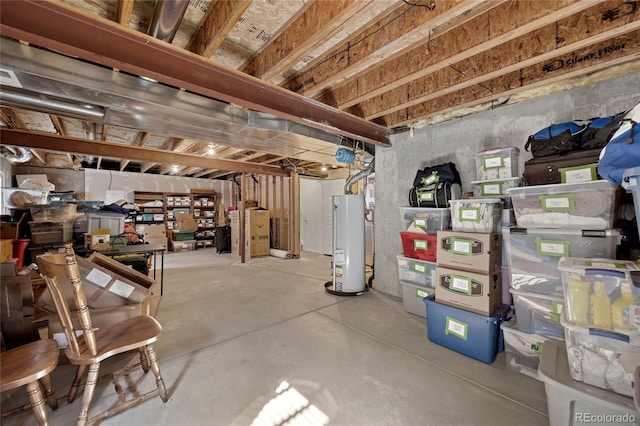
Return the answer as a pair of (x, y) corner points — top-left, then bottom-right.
(424, 198), (507, 364)
(502, 180), (622, 380)
(472, 147), (521, 308)
(397, 206), (450, 317)
(557, 257), (640, 399)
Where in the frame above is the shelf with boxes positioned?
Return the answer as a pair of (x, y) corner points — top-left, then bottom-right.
(133, 191), (165, 226)
(191, 189), (217, 248)
(164, 192), (192, 231)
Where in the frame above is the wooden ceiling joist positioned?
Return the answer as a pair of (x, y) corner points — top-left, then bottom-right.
(140, 162), (156, 173)
(372, 21), (640, 127)
(1, 128), (290, 177)
(29, 149), (47, 164)
(322, 0), (594, 110)
(116, 0), (134, 26)
(283, 0), (501, 98)
(357, 7), (640, 120)
(385, 40), (640, 128)
(119, 159), (130, 171)
(188, 0), (253, 58)
(242, 0), (378, 81)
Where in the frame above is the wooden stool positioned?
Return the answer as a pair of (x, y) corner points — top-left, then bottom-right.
(1, 339), (59, 426)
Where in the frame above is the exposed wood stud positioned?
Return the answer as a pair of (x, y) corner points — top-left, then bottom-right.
(116, 0), (134, 26)
(188, 0), (252, 58)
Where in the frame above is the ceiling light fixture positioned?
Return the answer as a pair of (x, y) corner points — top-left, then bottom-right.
(207, 144), (216, 155)
(321, 164), (327, 171)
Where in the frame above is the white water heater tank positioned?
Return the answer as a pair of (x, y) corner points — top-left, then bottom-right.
(332, 194), (365, 293)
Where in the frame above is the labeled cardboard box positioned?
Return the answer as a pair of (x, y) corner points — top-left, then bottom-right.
(435, 266), (502, 317)
(436, 230), (502, 274)
(36, 253), (156, 313)
(176, 213), (198, 231)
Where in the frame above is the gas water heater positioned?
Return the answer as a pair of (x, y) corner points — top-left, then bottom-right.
(331, 194), (365, 294)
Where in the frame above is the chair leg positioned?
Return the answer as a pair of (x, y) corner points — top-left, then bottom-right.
(76, 362), (100, 426)
(39, 374), (58, 410)
(68, 364), (87, 404)
(145, 345), (168, 402)
(138, 347), (149, 373)
(25, 380), (48, 426)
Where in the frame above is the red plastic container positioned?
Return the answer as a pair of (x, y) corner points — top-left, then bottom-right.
(400, 232), (437, 261)
(12, 239), (30, 269)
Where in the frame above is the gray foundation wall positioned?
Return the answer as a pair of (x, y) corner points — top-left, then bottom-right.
(374, 72), (640, 298)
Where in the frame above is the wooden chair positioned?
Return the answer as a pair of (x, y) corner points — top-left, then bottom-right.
(37, 244), (168, 426)
(0, 339), (59, 426)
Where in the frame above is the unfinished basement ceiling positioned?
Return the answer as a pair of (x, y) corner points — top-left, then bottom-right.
(1, 0), (639, 180)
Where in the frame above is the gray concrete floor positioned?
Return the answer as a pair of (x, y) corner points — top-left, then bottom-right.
(2, 249), (549, 425)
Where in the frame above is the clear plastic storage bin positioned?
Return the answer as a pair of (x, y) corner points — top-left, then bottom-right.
(557, 257), (640, 332)
(449, 198), (502, 233)
(30, 203), (77, 221)
(501, 318), (560, 381)
(507, 180), (618, 230)
(396, 255), (437, 287)
(400, 280), (434, 317)
(561, 312), (640, 398)
(503, 228), (621, 296)
(509, 288), (565, 339)
(1, 188), (48, 209)
(475, 147), (519, 180)
(471, 178), (521, 197)
(399, 206), (451, 234)
(538, 339), (639, 426)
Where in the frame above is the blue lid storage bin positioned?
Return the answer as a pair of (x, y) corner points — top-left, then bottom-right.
(423, 296), (508, 364)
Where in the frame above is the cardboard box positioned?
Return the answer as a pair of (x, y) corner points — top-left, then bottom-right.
(1, 213), (28, 240)
(36, 253), (155, 313)
(0, 239), (13, 261)
(436, 230), (502, 274)
(0, 275), (32, 322)
(435, 266), (502, 317)
(144, 236), (168, 249)
(176, 213), (198, 231)
(135, 224), (167, 238)
(245, 209), (269, 258)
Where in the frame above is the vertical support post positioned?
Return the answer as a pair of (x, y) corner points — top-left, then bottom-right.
(290, 171), (301, 257)
(240, 173), (247, 263)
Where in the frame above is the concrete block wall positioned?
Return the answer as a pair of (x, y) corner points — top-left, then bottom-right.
(375, 72), (640, 298)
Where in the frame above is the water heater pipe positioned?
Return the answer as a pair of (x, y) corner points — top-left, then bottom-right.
(344, 158), (374, 194)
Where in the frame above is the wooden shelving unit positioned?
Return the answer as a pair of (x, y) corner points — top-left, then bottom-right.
(190, 189), (216, 249)
(164, 192), (191, 231)
(133, 191), (165, 228)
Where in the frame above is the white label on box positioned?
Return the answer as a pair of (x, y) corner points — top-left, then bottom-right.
(543, 196), (570, 209)
(587, 261), (619, 269)
(539, 242), (566, 256)
(413, 263), (426, 274)
(451, 275), (471, 294)
(563, 167), (593, 183)
(483, 155), (504, 170)
(109, 280), (135, 298)
(481, 183), (501, 195)
(413, 218), (428, 227)
(452, 239), (471, 254)
(460, 209), (479, 221)
(415, 288), (430, 298)
(334, 249), (345, 264)
(445, 316), (468, 340)
(414, 240), (428, 250)
(85, 268), (112, 288)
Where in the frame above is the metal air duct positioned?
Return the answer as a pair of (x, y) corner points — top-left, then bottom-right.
(0, 86), (106, 121)
(3, 147), (33, 163)
(147, 0), (190, 43)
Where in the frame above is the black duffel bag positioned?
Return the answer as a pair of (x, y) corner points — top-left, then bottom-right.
(409, 181), (462, 208)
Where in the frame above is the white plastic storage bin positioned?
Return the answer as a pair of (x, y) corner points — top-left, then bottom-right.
(86, 211), (126, 236)
(557, 257), (640, 332)
(449, 198), (502, 233)
(1, 188), (48, 209)
(400, 281), (434, 317)
(471, 178), (521, 198)
(507, 180), (618, 230)
(503, 228), (621, 296)
(399, 206), (451, 234)
(622, 166), (640, 239)
(510, 288), (565, 339)
(396, 255), (437, 287)
(501, 318), (560, 381)
(475, 147), (519, 180)
(538, 339), (639, 426)
(561, 312), (640, 398)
